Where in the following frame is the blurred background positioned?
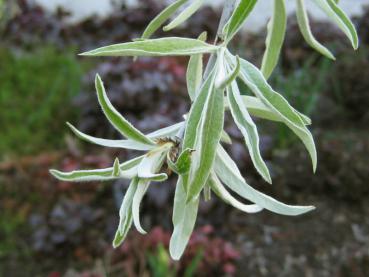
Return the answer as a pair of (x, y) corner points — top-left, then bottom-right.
(1, 0), (369, 276)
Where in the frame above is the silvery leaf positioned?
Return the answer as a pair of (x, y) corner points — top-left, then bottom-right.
(163, 0), (205, 31)
(81, 38), (219, 57)
(132, 179), (151, 234)
(141, 0), (188, 39)
(235, 55), (317, 172)
(50, 156), (143, 182)
(223, 0), (258, 42)
(67, 122), (155, 151)
(296, 0), (335, 60)
(209, 173), (263, 213)
(313, 0), (358, 49)
(95, 74), (155, 145)
(261, 0), (287, 78)
(214, 146), (315, 216)
(169, 177), (199, 260)
(187, 32), (207, 101)
(113, 178), (138, 248)
(227, 81), (272, 183)
(183, 65), (225, 202)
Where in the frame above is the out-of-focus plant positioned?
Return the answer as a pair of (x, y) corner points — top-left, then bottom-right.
(0, 46), (82, 156)
(110, 225), (239, 276)
(51, 0), (359, 260)
(147, 243), (203, 277)
(271, 56), (332, 148)
(0, 0), (19, 31)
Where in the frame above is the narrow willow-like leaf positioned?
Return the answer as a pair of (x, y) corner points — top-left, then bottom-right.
(50, 156), (143, 182)
(132, 180), (150, 234)
(147, 122), (184, 139)
(214, 146), (316, 216)
(227, 81), (272, 183)
(186, 32), (207, 101)
(313, 0), (358, 49)
(296, 0), (335, 60)
(185, 65), (225, 202)
(241, 96), (312, 126)
(216, 54), (240, 90)
(170, 178), (200, 260)
(133, 147), (170, 234)
(261, 0), (287, 79)
(223, 0), (258, 42)
(113, 225), (130, 248)
(113, 178), (138, 248)
(141, 0), (188, 39)
(209, 173), (263, 213)
(163, 0), (205, 31)
(81, 38), (218, 57)
(137, 147), (169, 182)
(182, 67), (217, 190)
(236, 56), (317, 171)
(95, 75), (155, 145)
(67, 122), (155, 151)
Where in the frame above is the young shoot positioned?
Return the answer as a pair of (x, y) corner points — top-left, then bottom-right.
(51, 0), (359, 260)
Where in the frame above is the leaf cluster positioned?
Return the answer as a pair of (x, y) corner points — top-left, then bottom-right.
(51, 0), (359, 260)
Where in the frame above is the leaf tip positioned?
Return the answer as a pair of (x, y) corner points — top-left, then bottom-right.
(49, 169), (61, 179)
(113, 158), (121, 177)
(78, 51), (93, 56)
(95, 73), (102, 83)
(162, 25), (170, 32)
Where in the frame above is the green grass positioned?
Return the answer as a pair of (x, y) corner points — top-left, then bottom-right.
(0, 46), (83, 157)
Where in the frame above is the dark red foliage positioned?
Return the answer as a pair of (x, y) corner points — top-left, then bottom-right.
(111, 225), (240, 276)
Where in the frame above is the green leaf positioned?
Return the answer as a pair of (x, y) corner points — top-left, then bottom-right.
(95, 74), (155, 145)
(240, 96), (312, 125)
(81, 38), (218, 57)
(50, 156), (143, 182)
(183, 68), (217, 160)
(183, 65), (225, 202)
(132, 179), (150, 234)
(147, 122), (184, 139)
(163, 0), (205, 31)
(227, 81), (272, 183)
(223, 0), (258, 42)
(261, 0), (287, 79)
(167, 148), (193, 179)
(170, 178), (200, 260)
(137, 146), (170, 182)
(133, 146), (171, 235)
(176, 148), (195, 175)
(113, 178), (138, 248)
(67, 122), (155, 151)
(209, 173), (263, 213)
(67, 121), (184, 150)
(236, 56), (317, 172)
(296, 0), (335, 60)
(313, 0), (358, 49)
(215, 53), (240, 90)
(214, 146), (316, 216)
(113, 158), (121, 177)
(141, 0), (188, 39)
(187, 32), (207, 101)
